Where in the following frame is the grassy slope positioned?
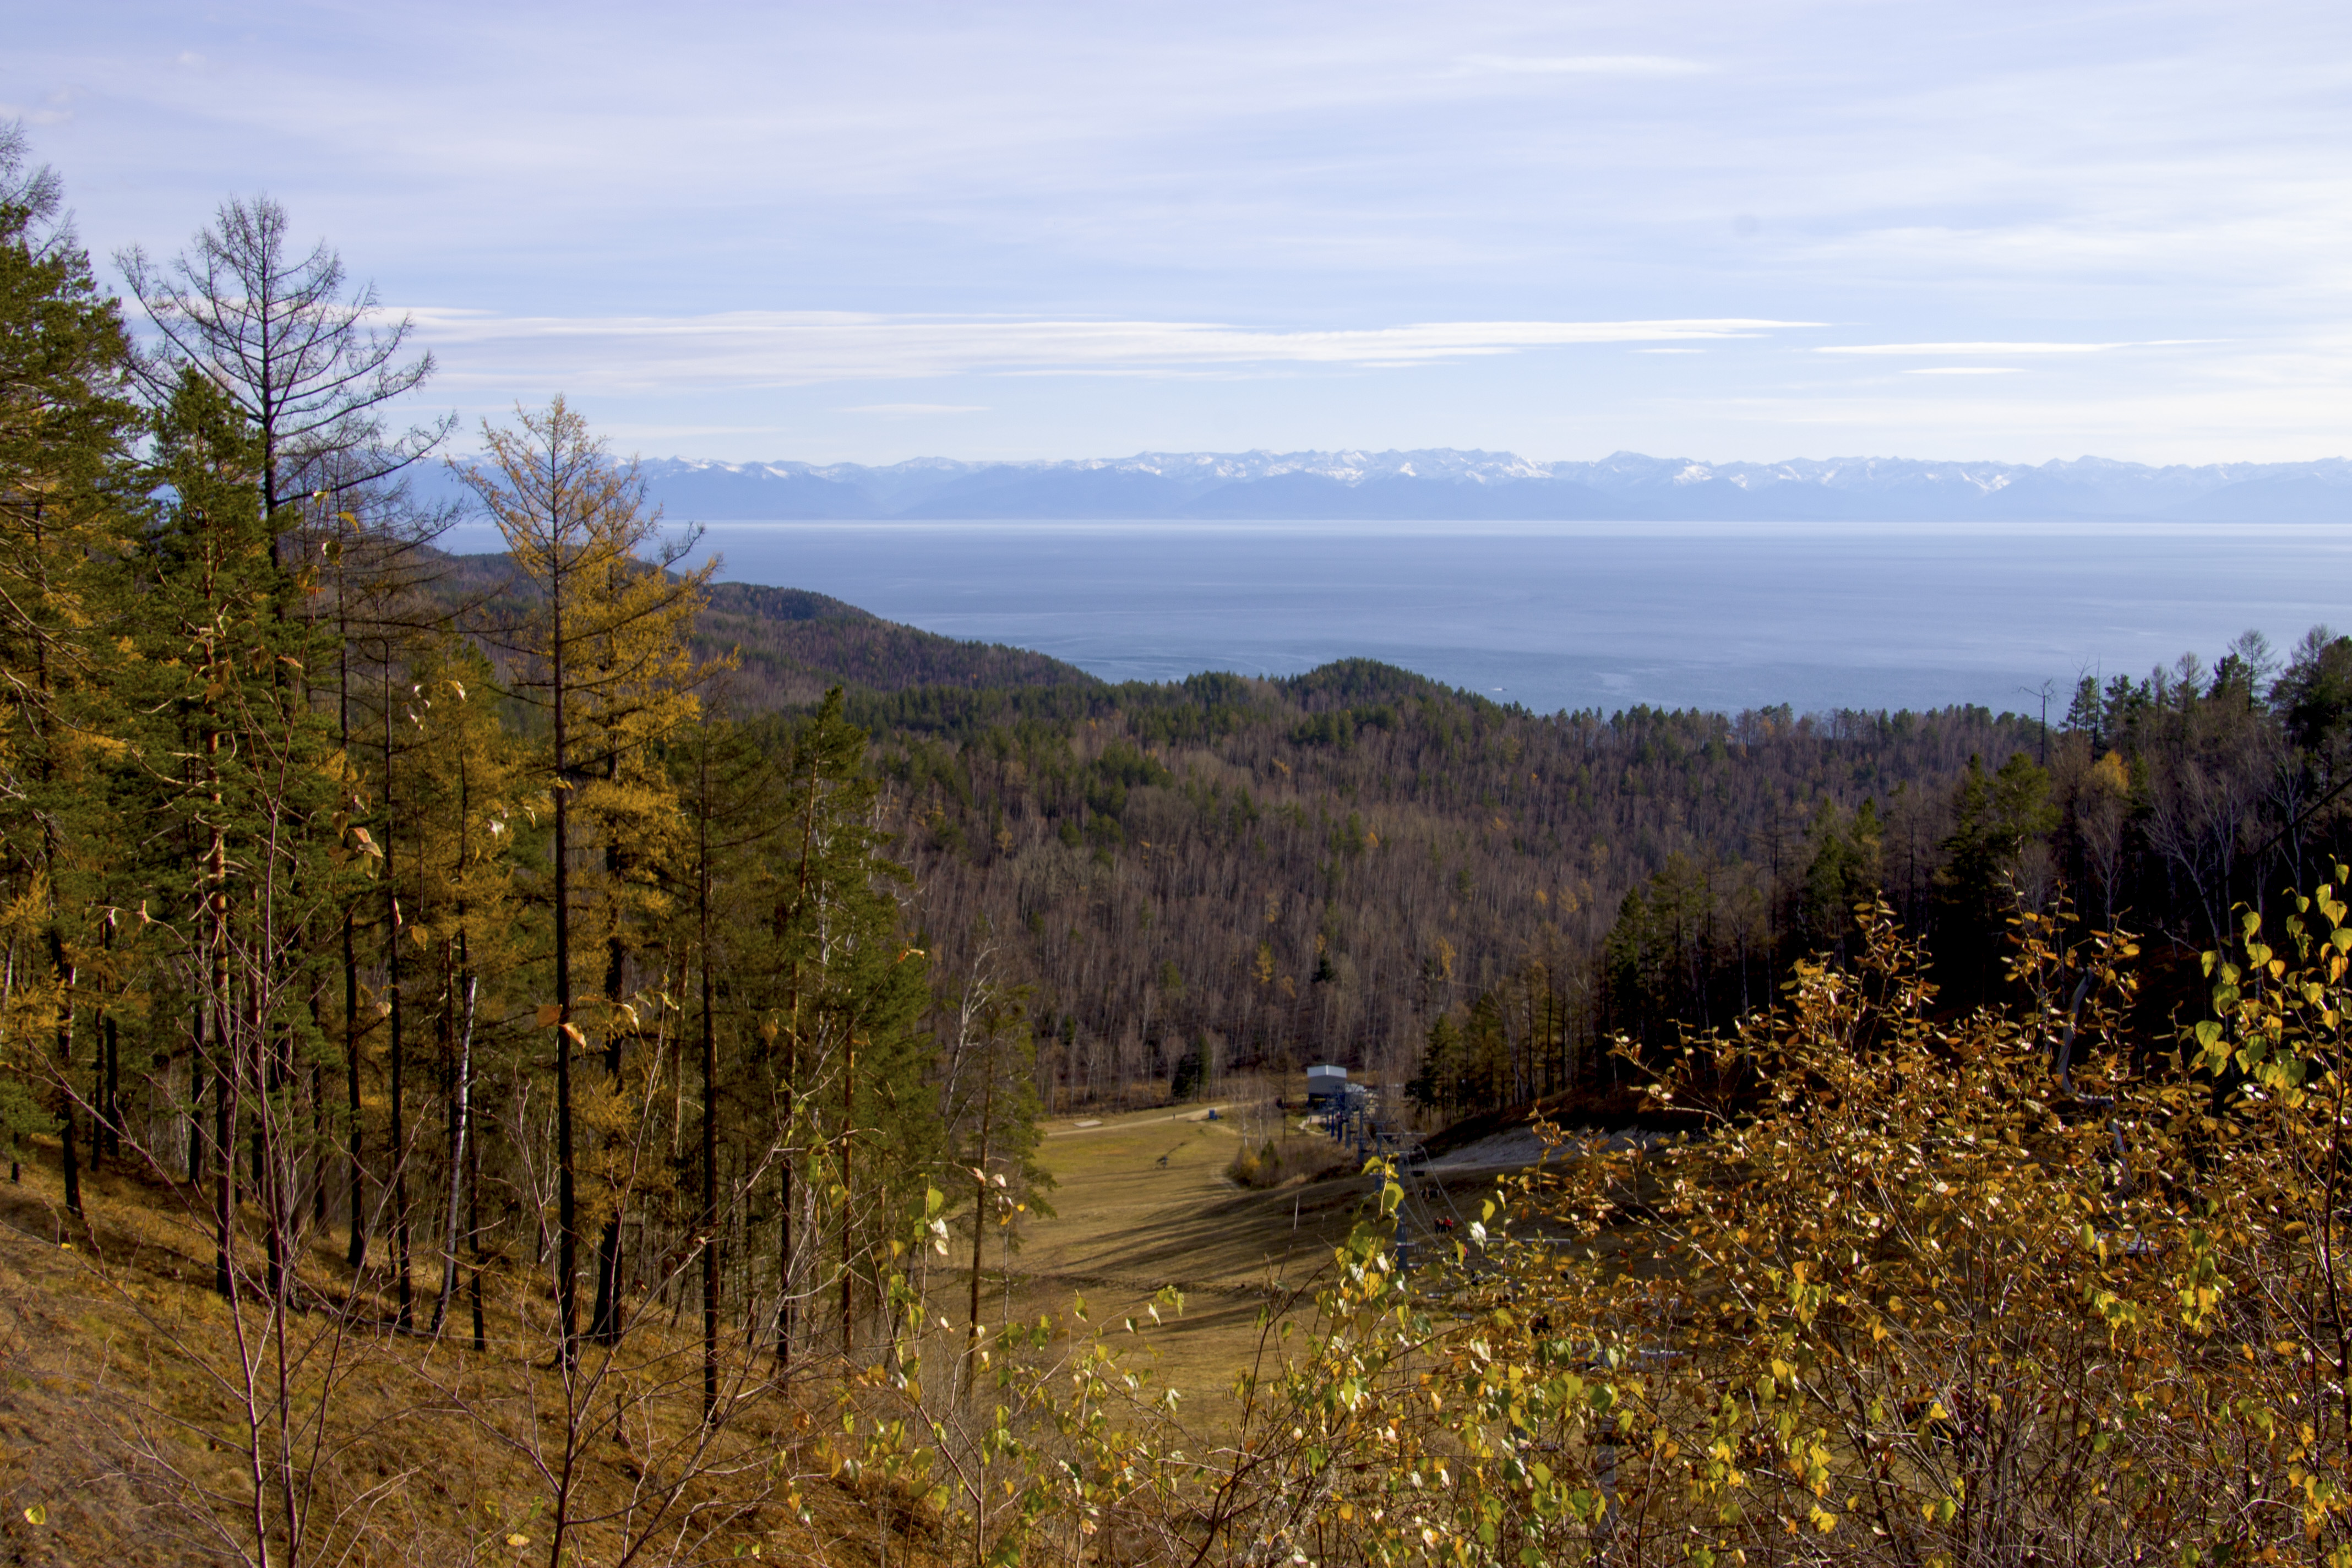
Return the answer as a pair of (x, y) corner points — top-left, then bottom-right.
(1008, 1094), (1383, 1415)
(0, 1097), (1397, 1562)
(0, 1146), (914, 1567)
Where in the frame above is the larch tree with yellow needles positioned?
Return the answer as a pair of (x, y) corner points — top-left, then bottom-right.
(456, 396), (715, 1359)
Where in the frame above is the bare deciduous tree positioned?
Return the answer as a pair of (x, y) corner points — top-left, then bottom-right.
(119, 195), (455, 521)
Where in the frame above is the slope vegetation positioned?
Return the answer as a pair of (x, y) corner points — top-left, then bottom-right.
(426, 549), (1098, 704)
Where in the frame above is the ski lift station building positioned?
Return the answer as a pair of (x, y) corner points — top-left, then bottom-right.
(1306, 1065), (1348, 1104)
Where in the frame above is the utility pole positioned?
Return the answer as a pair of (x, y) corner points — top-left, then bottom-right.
(2018, 680), (2055, 767)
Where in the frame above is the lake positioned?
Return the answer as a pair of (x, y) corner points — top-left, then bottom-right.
(443, 518), (2352, 717)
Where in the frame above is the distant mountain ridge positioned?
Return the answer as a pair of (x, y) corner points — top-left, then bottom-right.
(433, 449), (2352, 522)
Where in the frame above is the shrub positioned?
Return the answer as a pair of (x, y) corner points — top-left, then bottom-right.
(1202, 888), (2352, 1564)
(1225, 1133), (1350, 1189)
(849, 879), (2352, 1567)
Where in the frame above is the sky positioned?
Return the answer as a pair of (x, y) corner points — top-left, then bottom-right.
(8, 1), (2351, 466)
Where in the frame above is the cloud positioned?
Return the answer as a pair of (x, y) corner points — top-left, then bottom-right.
(0, 86), (75, 126)
(1456, 54), (1712, 77)
(1634, 348), (1705, 355)
(1904, 367), (2027, 375)
(594, 424), (798, 442)
(406, 309), (1820, 391)
(842, 402), (990, 415)
(34, 4), (2340, 465)
(1820, 341), (2204, 356)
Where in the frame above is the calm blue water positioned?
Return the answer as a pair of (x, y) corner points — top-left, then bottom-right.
(442, 519), (2352, 717)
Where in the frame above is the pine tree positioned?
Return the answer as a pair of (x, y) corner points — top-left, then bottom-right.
(667, 709), (791, 1415)
(128, 369), (358, 1309)
(1794, 798), (1883, 962)
(1934, 752), (2057, 1006)
(738, 692), (939, 1365)
(0, 129), (141, 1201)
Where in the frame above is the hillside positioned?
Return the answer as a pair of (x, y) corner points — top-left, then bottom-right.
(416, 546), (2036, 1109)
(848, 659), (2051, 1107)
(694, 579), (1096, 706)
(788, 618), (2349, 1131)
(410, 549), (2352, 1129)
(422, 549), (1099, 704)
(9, 529), (2347, 1564)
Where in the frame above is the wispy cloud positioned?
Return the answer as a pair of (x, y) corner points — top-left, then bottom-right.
(0, 86), (75, 126)
(24, 1), (2348, 463)
(842, 402), (990, 415)
(407, 310), (1819, 390)
(1905, 366), (2027, 375)
(1820, 341), (2202, 356)
(1456, 54), (1712, 77)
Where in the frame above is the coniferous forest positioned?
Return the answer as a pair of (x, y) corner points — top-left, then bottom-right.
(12, 135), (2352, 1565)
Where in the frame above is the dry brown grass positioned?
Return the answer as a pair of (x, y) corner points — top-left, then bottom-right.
(1002, 1099), (1375, 1410)
(0, 1095), (1424, 1565)
(0, 1144), (929, 1567)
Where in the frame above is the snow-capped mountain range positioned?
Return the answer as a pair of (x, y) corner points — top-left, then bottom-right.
(442, 449), (2352, 522)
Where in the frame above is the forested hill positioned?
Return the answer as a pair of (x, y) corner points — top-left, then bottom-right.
(819, 629), (2351, 1125)
(422, 533), (2067, 1109)
(419, 549), (2352, 1131)
(843, 655), (2049, 1108)
(429, 549), (1098, 703)
(694, 580), (1093, 705)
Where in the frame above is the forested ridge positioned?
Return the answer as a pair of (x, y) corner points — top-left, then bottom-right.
(857, 669), (2039, 1101)
(794, 636), (2350, 1129)
(15, 134), (2352, 1567)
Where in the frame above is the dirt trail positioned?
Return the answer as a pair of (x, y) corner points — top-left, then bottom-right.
(1044, 1105), (1227, 1137)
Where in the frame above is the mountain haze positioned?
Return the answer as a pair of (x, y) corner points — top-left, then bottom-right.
(437, 449), (2352, 523)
